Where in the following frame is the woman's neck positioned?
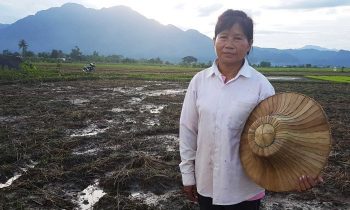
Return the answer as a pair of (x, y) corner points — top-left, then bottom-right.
(217, 59), (245, 80)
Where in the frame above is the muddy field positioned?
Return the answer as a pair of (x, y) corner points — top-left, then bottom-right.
(0, 79), (349, 209)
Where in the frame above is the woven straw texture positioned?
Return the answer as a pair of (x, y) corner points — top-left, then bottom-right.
(240, 92), (332, 192)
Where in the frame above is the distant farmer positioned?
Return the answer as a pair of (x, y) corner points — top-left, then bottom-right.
(179, 9), (323, 210)
(83, 62), (96, 72)
(0, 55), (22, 70)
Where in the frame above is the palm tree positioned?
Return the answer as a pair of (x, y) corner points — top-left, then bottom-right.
(18, 39), (28, 57)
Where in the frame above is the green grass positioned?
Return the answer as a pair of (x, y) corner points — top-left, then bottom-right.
(306, 76), (350, 83)
(257, 67), (350, 72)
(0, 62), (198, 83)
(1, 62), (350, 83)
(257, 67), (350, 76)
(35, 62), (202, 72)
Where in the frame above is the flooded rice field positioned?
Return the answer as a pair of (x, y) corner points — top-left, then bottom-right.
(0, 79), (349, 209)
(266, 76), (307, 81)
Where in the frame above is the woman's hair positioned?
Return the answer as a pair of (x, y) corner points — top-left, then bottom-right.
(214, 9), (253, 43)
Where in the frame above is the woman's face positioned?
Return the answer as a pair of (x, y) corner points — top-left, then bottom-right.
(214, 23), (252, 66)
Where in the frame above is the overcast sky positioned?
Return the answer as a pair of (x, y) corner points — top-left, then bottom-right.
(1, 0), (350, 50)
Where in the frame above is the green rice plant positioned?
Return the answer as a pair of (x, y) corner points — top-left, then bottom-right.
(257, 67), (350, 72)
(3, 61), (349, 83)
(0, 68), (26, 80)
(306, 76), (350, 83)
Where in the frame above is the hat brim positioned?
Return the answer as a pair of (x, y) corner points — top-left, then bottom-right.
(240, 92), (332, 192)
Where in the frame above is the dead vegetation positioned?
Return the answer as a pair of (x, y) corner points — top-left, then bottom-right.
(0, 79), (349, 209)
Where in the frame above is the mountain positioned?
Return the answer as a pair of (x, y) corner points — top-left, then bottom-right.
(0, 3), (215, 62)
(248, 47), (350, 67)
(0, 23), (9, 29)
(0, 3), (349, 66)
(299, 45), (337, 51)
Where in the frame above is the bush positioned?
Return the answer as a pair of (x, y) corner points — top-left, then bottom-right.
(21, 62), (39, 77)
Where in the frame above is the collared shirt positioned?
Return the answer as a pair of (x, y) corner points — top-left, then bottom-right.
(179, 59), (275, 205)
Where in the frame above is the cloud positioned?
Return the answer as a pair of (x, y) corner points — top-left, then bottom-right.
(0, 0), (71, 23)
(197, 3), (223, 17)
(174, 3), (185, 10)
(255, 30), (313, 35)
(269, 0), (350, 10)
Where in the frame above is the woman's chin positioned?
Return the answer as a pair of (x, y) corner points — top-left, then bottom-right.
(219, 57), (243, 66)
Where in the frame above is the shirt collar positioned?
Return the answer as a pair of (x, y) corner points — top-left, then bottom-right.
(206, 58), (252, 79)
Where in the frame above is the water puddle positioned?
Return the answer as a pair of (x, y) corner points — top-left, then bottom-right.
(153, 134), (179, 151)
(65, 86), (74, 89)
(0, 161), (38, 189)
(70, 99), (90, 105)
(111, 108), (134, 113)
(52, 86), (74, 92)
(0, 174), (22, 189)
(70, 124), (109, 137)
(102, 87), (118, 92)
(104, 86), (185, 96)
(128, 97), (145, 105)
(105, 86), (145, 94)
(141, 134), (179, 152)
(0, 116), (26, 123)
(72, 148), (101, 156)
(125, 117), (137, 124)
(166, 145), (176, 152)
(130, 190), (176, 206)
(267, 76), (304, 81)
(143, 89), (187, 97)
(143, 118), (160, 126)
(75, 180), (106, 210)
(140, 105), (166, 114)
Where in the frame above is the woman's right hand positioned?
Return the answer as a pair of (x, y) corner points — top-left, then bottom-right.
(183, 185), (198, 203)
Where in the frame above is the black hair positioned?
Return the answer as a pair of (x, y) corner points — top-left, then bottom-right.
(214, 10), (253, 44)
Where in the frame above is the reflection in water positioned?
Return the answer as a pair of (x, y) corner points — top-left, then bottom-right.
(0, 174), (22, 189)
(76, 180), (106, 210)
(128, 97), (145, 104)
(267, 76), (304, 81)
(111, 108), (134, 112)
(0, 116), (26, 123)
(143, 118), (160, 127)
(0, 161), (38, 189)
(143, 89), (187, 96)
(69, 99), (90, 105)
(166, 145), (176, 152)
(130, 190), (176, 206)
(70, 124), (109, 137)
(140, 104), (165, 114)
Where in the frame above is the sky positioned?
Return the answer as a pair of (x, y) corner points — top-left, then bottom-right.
(1, 0), (350, 50)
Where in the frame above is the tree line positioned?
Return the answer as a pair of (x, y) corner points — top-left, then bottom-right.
(1, 39), (211, 68)
(3, 40), (343, 69)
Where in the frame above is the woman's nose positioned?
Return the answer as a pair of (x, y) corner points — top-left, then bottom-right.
(224, 39), (235, 48)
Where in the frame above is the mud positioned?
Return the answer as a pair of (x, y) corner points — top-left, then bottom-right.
(0, 79), (349, 209)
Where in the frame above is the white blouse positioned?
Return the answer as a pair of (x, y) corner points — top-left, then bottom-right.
(179, 59), (275, 205)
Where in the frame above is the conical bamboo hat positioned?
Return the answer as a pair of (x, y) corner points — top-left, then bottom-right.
(239, 92), (332, 192)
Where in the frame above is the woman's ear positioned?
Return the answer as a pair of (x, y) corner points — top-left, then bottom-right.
(249, 39), (253, 48)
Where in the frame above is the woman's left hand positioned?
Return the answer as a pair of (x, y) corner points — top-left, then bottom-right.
(296, 175), (324, 192)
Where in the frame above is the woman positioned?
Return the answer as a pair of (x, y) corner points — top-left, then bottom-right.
(179, 10), (322, 210)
